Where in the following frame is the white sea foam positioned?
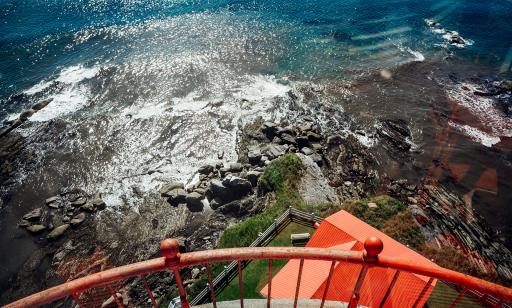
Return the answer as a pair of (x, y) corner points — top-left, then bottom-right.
(446, 82), (512, 146)
(448, 121), (501, 147)
(55, 65), (99, 84)
(30, 85), (91, 122)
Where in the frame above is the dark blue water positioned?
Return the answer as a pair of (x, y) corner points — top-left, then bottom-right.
(2, 0), (511, 100)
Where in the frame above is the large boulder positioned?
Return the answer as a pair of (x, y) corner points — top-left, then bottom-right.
(92, 198), (106, 210)
(165, 189), (187, 205)
(248, 149), (262, 165)
(223, 176), (252, 198)
(246, 171), (261, 187)
(198, 165), (214, 175)
(159, 182), (184, 195)
(185, 192), (204, 212)
(261, 122), (279, 138)
(218, 196), (255, 217)
(227, 162), (243, 173)
(209, 180), (233, 202)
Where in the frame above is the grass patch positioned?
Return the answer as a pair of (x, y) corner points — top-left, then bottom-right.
(217, 223), (313, 301)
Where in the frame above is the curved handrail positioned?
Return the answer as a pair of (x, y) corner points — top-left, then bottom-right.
(6, 238), (512, 307)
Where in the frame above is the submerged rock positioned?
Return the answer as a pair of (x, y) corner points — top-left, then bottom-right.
(26, 224), (46, 234)
(70, 213), (86, 227)
(23, 208), (42, 221)
(47, 224), (70, 240)
(198, 165), (214, 175)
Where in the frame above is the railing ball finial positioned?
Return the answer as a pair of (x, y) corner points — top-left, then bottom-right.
(364, 236), (383, 263)
(160, 238), (180, 259)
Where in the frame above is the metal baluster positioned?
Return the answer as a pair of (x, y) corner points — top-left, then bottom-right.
(450, 287), (468, 308)
(267, 259), (273, 308)
(173, 269), (191, 308)
(293, 259), (305, 308)
(71, 293), (83, 308)
(348, 265), (369, 308)
(412, 277), (434, 308)
(140, 275), (158, 308)
(107, 284), (123, 308)
(379, 270), (401, 308)
(320, 261), (336, 308)
(238, 261), (244, 308)
(206, 263), (217, 308)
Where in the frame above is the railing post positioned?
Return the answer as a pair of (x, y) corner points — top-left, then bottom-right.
(161, 239), (190, 308)
(348, 236), (383, 308)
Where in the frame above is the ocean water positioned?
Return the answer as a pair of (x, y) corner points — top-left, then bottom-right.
(1, 0), (512, 296)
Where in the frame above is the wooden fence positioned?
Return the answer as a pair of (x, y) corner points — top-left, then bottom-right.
(189, 207), (323, 306)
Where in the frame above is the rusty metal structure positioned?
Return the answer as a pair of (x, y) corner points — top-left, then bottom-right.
(5, 236), (512, 308)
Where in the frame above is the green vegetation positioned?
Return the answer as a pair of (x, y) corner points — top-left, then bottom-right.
(319, 195), (425, 249)
(187, 153), (307, 300)
(218, 153), (306, 249)
(217, 223), (313, 301)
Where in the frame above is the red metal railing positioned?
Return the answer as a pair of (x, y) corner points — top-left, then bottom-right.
(5, 237), (512, 308)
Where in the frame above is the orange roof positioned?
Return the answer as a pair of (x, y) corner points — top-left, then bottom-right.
(261, 210), (440, 307)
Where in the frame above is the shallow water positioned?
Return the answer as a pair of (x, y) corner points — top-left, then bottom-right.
(1, 0), (512, 295)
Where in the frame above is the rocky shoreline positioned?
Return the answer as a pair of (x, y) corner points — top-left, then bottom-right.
(2, 92), (512, 305)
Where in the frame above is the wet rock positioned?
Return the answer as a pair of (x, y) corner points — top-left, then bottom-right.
(280, 133), (297, 146)
(31, 99), (52, 111)
(261, 122), (279, 138)
(228, 162), (243, 173)
(499, 80), (512, 92)
(70, 213), (86, 227)
(246, 171), (261, 187)
(71, 197), (86, 207)
(45, 196), (60, 204)
(217, 197), (254, 217)
(298, 123), (313, 133)
(450, 34), (465, 45)
(19, 109), (35, 121)
(165, 189), (187, 205)
(92, 198), (106, 210)
(185, 192), (204, 212)
(307, 132), (322, 142)
(248, 150), (262, 165)
(18, 219), (31, 228)
(23, 208), (42, 221)
(81, 203), (95, 212)
(223, 176), (252, 198)
(47, 224), (70, 240)
(377, 119), (412, 154)
(209, 180), (233, 203)
(296, 136), (310, 149)
(263, 144), (287, 160)
(198, 165), (214, 175)
(159, 182), (184, 195)
(301, 147), (313, 155)
(26, 224), (46, 234)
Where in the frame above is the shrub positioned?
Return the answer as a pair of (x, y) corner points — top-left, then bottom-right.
(381, 211), (425, 249)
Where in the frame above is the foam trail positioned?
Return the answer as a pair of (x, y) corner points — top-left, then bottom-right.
(351, 27), (411, 40)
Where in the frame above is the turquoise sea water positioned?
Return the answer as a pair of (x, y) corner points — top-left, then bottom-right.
(1, 0), (512, 101)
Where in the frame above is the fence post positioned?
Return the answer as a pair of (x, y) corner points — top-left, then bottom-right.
(161, 239), (190, 308)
